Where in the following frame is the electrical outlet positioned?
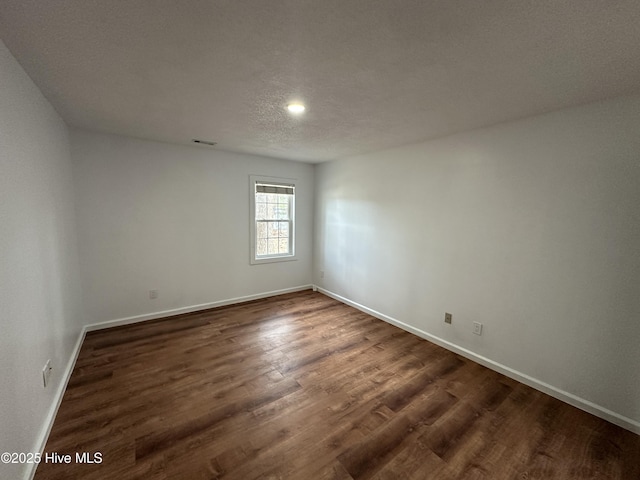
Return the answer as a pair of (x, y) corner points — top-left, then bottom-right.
(444, 313), (452, 324)
(149, 289), (158, 299)
(42, 359), (52, 388)
(473, 322), (483, 335)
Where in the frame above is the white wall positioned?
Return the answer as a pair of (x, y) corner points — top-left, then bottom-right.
(71, 130), (314, 325)
(0, 40), (83, 479)
(314, 95), (640, 428)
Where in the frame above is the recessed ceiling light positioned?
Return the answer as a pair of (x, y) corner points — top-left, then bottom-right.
(287, 103), (306, 114)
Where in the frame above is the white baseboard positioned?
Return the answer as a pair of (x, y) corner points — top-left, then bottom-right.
(26, 328), (87, 480)
(317, 286), (640, 435)
(85, 285), (313, 332)
(25, 284), (313, 479)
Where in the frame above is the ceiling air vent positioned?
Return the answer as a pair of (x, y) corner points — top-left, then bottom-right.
(192, 139), (217, 146)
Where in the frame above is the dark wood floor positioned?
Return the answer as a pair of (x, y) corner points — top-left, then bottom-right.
(36, 290), (639, 479)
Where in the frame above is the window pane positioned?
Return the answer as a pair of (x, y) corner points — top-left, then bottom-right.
(276, 203), (289, 220)
(279, 238), (289, 254)
(257, 222), (267, 239)
(279, 222), (289, 237)
(266, 203), (278, 220)
(266, 193), (278, 203)
(257, 238), (267, 256)
(256, 203), (267, 220)
(267, 238), (279, 255)
(268, 221), (279, 238)
(256, 192), (267, 203)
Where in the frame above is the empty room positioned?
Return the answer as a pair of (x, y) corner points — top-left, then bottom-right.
(1, 1), (639, 479)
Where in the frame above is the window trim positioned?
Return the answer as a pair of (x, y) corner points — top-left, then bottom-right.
(249, 175), (297, 265)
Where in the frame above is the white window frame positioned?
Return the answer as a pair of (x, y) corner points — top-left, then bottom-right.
(249, 175), (297, 265)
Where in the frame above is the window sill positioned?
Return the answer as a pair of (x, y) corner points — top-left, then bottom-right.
(250, 255), (298, 265)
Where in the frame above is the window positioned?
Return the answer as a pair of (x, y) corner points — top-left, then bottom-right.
(250, 175), (296, 264)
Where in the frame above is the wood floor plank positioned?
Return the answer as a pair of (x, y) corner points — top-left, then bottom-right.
(34, 290), (639, 479)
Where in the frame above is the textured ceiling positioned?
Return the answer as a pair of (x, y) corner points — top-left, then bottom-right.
(1, 1), (640, 163)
